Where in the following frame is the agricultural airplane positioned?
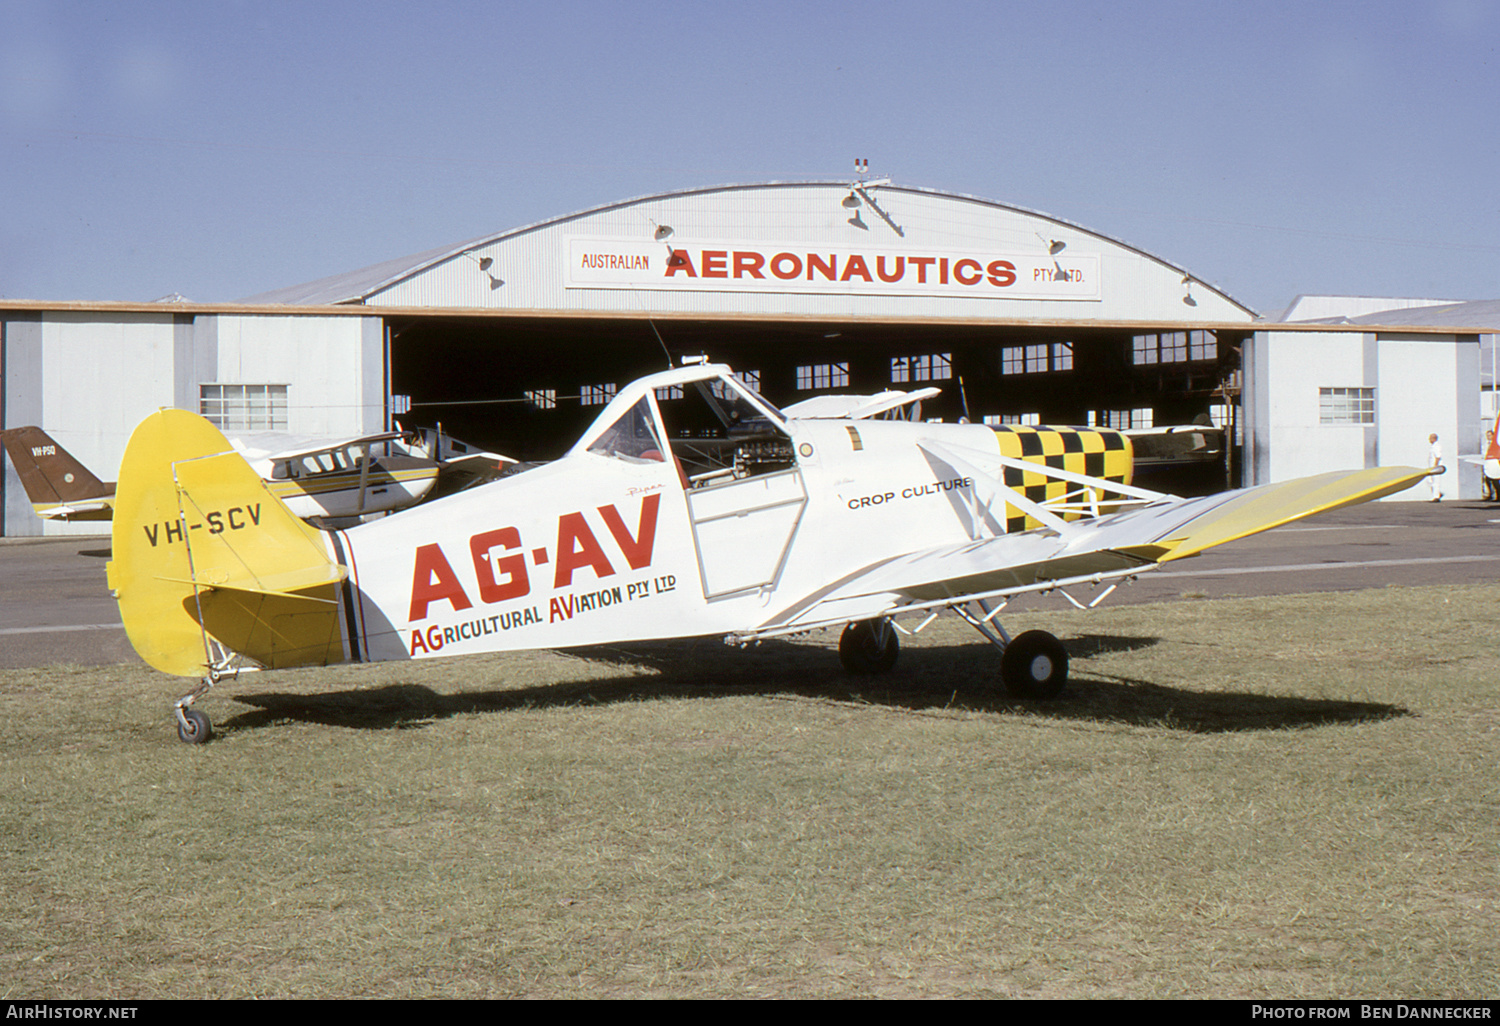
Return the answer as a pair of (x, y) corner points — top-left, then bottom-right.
(103, 361), (1430, 743)
(2, 424), (507, 526)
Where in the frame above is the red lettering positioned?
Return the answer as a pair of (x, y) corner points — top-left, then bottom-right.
(470, 527), (530, 603)
(876, 255), (905, 282)
(939, 257), (949, 285)
(701, 250), (728, 278)
(553, 513), (615, 588)
(410, 630), (429, 655)
(806, 253), (838, 281)
(908, 256), (935, 283)
(733, 251), (765, 279)
(664, 249), (697, 277)
(770, 252), (801, 279)
(597, 493), (660, 570)
(986, 260), (1017, 287)
(840, 254), (872, 282)
(408, 543), (473, 622)
(954, 258), (982, 286)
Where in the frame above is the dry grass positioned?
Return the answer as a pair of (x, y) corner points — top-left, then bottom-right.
(1, 584), (1497, 998)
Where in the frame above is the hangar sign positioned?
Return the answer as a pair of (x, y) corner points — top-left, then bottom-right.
(566, 237), (1100, 301)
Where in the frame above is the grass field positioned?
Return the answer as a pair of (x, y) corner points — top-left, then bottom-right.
(2, 583), (1498, 999)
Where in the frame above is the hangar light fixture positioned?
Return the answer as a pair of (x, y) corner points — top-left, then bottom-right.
(843, 179), (903, 237)
(1182, 275), (1197, 306)
(461, 250), (504, 290)
(653, 224), (674, 241)
(1037, 233), (1066, 254)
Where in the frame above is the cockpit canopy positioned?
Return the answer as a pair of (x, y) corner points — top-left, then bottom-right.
(578, 364), (795, 486)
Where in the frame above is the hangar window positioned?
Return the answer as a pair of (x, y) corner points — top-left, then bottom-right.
(1133, 331), (1216, 365)
(1319, 387), (1375, 425)
(710, 371), (762, 400)
(1090, 408), (1154, 429)
(1210, 402), (1243, 444)
(581, 383), (617, 406)
(525, 389), (556, 410)
(891, 353), (952, 383)
(200, 384), (288, 431)
(795, 363), (849, 390)
(1000, 344), (1071, 375)
(985, 412), (1040, 425)
(655, 384), (684, 401)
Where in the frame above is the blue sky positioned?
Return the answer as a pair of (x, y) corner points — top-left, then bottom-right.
(3, 0), (1496, 315)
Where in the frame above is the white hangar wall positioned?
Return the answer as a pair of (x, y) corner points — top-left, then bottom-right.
(199, 314), (386, 437)
(1245, 329), (1480, 498)
(261, 182), (1256, 324)
(2, 311), (384, 536)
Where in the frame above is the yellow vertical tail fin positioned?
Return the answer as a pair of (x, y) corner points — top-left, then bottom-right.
(107, 410), (348, 677)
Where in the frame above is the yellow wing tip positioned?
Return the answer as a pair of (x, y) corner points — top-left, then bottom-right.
(1155, 465), (1429, 563)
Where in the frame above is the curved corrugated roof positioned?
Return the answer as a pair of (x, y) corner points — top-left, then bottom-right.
(240, 180), (1254, 315)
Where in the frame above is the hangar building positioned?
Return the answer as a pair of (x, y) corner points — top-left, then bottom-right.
(1, 181), (1487, 537)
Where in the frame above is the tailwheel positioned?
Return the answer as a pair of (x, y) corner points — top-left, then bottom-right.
(173, 675), (218, 745)
(839, 618), (899, 674)
(1000, 629), (1069, 699)
(175, 707), (213, 745)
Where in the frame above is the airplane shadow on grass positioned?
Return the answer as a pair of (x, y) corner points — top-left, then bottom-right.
(224, 632), (1410, 737)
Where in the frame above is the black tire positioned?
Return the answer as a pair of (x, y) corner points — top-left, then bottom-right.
(176, 707), (213, 745)
(839, 619), (899, 674)
(1001, 630), (1069, 699)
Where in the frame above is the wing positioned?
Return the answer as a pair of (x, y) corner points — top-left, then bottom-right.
(229, 431), (406, 463)
(781, 387), (942, 420)
(740, 462), (1430, 641)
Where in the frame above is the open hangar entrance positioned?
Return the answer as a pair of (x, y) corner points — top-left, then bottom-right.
(385, 311), (1250, 493)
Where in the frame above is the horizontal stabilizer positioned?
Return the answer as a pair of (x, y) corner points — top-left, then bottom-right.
(156, 563), (346, 603)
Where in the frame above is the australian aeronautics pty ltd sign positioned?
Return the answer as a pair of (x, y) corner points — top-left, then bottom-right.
(566, 237), (1100, 301)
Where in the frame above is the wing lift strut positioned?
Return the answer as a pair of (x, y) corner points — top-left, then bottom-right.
(734, 443), (1175, 699)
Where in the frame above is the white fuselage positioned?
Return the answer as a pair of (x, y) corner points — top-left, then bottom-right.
(335, 417), (999, 663)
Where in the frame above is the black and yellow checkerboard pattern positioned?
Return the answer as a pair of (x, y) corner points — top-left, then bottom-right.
(990, 426), (1134, 533)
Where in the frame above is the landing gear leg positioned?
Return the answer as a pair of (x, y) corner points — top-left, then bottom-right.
(955, 599), (1069, 699)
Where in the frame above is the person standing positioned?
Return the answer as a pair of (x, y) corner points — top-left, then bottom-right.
(1485, 425), (1500, 502)
(1428, 433), (1444, 502)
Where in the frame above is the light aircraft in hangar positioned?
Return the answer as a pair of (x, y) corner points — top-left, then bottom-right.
(103, 361), (1431, 743)
(2, 424), (510, 526)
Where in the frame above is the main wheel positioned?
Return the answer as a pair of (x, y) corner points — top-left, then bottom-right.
(1000, 630), (1069, 699)
(176, 707), (213, 745)
(839, 619), (899, 674)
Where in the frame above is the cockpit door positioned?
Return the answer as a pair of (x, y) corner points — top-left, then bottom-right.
(685, 466), (806, 598)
